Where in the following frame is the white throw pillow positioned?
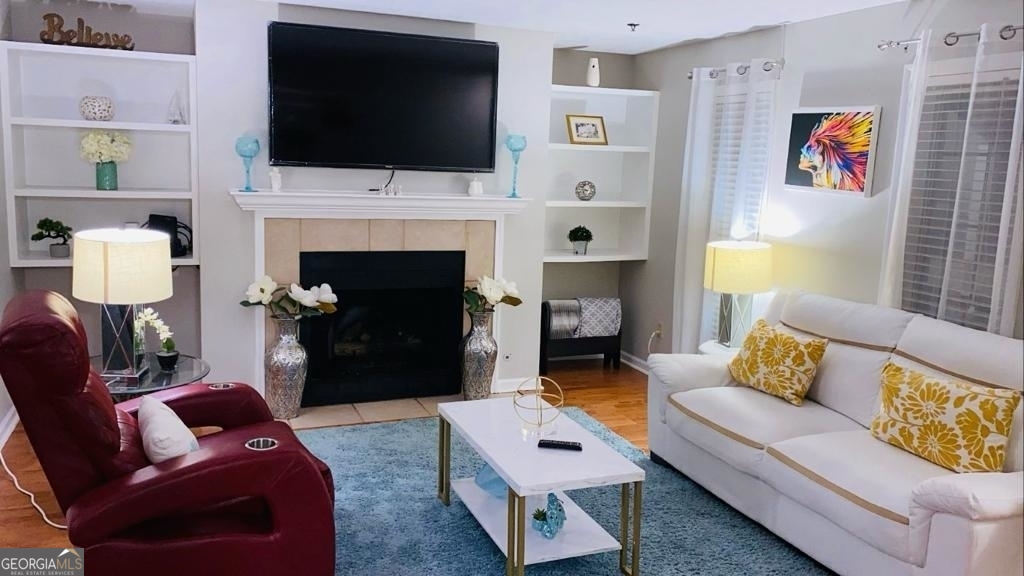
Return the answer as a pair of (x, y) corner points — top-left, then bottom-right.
(138, 396), (199, 463)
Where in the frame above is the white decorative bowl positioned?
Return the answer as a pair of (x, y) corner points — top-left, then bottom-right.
(79, 96), (114, 121)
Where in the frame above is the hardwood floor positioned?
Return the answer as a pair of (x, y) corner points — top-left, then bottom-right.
(0, 359), (647, 549)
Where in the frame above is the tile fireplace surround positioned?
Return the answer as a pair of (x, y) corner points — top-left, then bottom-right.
(231, 190), (529, 395)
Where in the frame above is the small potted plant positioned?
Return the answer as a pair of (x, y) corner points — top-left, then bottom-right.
(532, 508), (548, 533)
(31, 218), (73, 258)
(567, 225), (593, 255)
(137, 308), (178, 371)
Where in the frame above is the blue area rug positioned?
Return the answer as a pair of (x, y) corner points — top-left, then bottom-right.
(296, 408), (832, 576)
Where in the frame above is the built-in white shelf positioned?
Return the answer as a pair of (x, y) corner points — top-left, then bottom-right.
(451, 478), (620, 565)
(10, 117), (191, 132)
(14, 188), (192, 200)
(1, 42), (199, 268)
(544, 249), (647, 263)
(552, 84), (658, 98)
(545, 200), (647, 209)
(12, 251), (198, 268)
(1, 40), (195, 63)
(544, 84), (659, 265)
(548, 143), (649, 153)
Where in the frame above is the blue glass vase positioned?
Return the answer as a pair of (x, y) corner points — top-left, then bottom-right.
(235, 136), (261, 192)
(504, 134), (527, 198)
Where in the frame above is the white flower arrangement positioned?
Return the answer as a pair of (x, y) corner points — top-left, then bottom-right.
(240, 275), (338, 319)
(463, 276), (522, 313)
(80, 130), (132, 164)
(135, 307), (175, 352)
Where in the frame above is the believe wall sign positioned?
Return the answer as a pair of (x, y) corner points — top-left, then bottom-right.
(39, 13), (135, 51)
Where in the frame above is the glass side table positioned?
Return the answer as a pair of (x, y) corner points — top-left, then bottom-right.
(91, 353), (211, 401)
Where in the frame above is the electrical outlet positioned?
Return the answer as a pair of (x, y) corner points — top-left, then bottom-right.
(654, 322), (663, 338)
(503, 353), (512, 362)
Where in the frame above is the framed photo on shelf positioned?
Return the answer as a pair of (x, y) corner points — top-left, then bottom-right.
(565, 114), (608, 145)
(784, 106), (880, 197)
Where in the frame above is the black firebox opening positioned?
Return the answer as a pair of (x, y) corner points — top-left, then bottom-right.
(300, 251), (464, 405)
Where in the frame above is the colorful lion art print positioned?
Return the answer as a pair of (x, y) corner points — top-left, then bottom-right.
(784, 107), (880, 196)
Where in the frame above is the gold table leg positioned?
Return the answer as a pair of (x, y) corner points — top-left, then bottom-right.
(506, 489), (526, 576)
(437, 416), (450, 506)
(619, 481), (643, 575)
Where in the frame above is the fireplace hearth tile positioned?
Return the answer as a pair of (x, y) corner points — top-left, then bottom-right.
(370, 220), (404, 251)
(301, 219), (370, 251)
(404, 220), (466, 251)
(417, 395), (465, 416)
(290, 404), (363, 430)
(465, 221), (495, 281)
(354, 398), (431, 422)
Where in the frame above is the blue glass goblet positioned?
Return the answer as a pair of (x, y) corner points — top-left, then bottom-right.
(505, 134), (527, 198)
(235, 136), (261, 192)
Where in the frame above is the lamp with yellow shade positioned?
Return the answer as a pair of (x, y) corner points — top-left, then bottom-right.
(703, 240), (772, 347)
(72, 228), (172, 382)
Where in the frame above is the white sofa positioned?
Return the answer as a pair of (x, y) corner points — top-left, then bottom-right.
(648, 293), (1023, 576)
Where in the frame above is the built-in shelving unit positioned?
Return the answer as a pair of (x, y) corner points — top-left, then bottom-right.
(0, 41), (198, 267)
(544, 84), (659, 263)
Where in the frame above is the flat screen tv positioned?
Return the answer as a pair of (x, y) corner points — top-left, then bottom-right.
(268, 22), (499, 172)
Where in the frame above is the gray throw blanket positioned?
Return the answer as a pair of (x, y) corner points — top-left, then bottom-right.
(547, 298), (621, 339)
(577, 298), (621, 337)
(547, 300), (581, 339)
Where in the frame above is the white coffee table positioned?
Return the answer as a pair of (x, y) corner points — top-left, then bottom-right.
(437, 398), (645, 576)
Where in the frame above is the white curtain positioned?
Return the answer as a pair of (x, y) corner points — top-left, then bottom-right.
(673, 59), (781, 353)
(881, 24), (1023, 336)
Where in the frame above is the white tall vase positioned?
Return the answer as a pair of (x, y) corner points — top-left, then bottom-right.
(586, 58), (600, 87)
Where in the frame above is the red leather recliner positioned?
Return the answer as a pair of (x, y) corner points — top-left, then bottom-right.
(0, 291), (336, 576)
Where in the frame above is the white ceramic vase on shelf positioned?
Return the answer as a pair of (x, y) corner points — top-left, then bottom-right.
(586, 58), (600, 87)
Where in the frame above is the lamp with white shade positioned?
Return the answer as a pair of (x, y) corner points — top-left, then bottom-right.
(72, 228), (172, 382)
(703, 240), (772, 347)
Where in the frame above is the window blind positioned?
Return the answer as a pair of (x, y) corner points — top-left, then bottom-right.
(702, 83), (774, 342)
(901, 74), (1022, 330)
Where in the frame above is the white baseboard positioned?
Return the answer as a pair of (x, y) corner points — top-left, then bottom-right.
(493, 377), (529, 395)
(620, 351), (649, 374)
(0, 406), (18, 450)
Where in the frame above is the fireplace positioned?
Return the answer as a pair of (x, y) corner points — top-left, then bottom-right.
(299, 251), (465, 405)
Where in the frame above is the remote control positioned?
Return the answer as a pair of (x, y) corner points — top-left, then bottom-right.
(538, 439), (583, 451)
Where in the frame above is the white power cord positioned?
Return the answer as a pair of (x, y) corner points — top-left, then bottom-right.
(647, 324), (663, 356)
(0, 450), (67, 530)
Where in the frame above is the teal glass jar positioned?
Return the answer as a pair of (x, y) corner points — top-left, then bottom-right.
(96, 161), (118, 190)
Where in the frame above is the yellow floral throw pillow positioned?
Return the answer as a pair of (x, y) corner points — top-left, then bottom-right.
(727, 319), (828, 406)
(871, 362), (1021, 473)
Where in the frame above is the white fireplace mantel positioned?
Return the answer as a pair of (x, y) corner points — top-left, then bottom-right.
(231, 188), (529, 396)
(230, 189), (530, 220)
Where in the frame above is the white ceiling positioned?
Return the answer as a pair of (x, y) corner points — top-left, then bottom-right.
(130, 0), (908, 54)
(270, 0), (909, 54)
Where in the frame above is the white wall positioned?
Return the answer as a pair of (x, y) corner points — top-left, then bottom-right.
(196, 1), (553, 389)
(474, 24), (553, 387)
(194, 0), (275, 385)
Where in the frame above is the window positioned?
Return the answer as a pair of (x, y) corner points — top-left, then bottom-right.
(901, 64), (1022, 332)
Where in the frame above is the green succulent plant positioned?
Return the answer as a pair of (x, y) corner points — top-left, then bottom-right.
(31, 218), (72, 245)
(567, 225), (593, 243)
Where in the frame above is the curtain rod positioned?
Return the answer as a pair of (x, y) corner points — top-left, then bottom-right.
(878, 24), (1022, 51)
(686, 59), (783, 80)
